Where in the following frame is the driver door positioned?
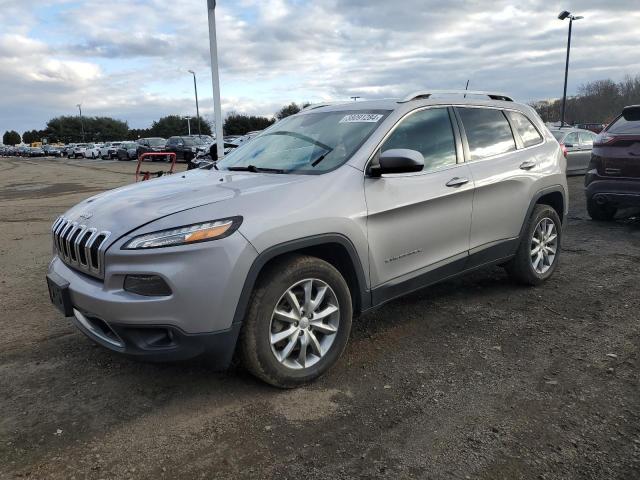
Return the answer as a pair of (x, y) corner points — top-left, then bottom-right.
(365, 107), (474, 298)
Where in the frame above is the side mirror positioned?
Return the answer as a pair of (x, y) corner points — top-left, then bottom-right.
(369, 149), (424, 177)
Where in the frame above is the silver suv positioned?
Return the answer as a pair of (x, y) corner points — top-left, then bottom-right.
(46, 90), (568, 387)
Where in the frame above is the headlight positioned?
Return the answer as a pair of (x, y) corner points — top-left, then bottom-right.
(123, 217), (242, 249)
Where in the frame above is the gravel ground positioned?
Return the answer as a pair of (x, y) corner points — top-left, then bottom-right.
(0, 156), (639, 480)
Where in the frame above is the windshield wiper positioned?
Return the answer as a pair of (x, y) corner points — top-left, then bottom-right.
(227, 165), (286, 174)
(310, 149), (333, 167)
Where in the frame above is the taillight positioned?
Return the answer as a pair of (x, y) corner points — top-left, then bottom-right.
(593, 132), (616, 146)
(560, 143), (568, 158)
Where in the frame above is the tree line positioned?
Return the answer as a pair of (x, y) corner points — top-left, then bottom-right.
(2, 102), (310, 145)
(531, 74), (640, 124)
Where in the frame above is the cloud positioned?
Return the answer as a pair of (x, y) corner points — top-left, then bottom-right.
(1, 0), (639, 134)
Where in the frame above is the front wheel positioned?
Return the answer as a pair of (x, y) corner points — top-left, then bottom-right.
(239, 255), (352, 388)
(505, 204), (562, 286)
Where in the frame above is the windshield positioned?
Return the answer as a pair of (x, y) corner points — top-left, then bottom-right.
(550, 130), (565, 141)
(147, 138), (165, 146)
(216, 110), (390, 174)
(183, 137), (204, 146)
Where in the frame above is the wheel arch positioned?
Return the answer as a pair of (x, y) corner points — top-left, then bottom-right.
(519, 185), (566, 239)
(232, 234), (370, 327)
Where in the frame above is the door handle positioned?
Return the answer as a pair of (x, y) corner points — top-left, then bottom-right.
(445, 177), (470, 187)
(520, 160), (536, 170)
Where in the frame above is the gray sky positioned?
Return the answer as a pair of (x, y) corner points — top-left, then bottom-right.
(1, 0), (639, 133)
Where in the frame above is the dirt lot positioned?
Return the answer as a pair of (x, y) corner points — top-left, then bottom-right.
(0, 156), (639, 480)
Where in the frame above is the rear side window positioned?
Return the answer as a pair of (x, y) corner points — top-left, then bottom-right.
(505, 111), (543, 148)
(458, 108), (516, 160)
(382, 108), (457, 172)
(607, 116), (640, 134)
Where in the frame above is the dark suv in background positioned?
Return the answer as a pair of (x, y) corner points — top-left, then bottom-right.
(164, 136), (207, 162)
(585, 105), (640, 220)
(137, 137), (166, 159)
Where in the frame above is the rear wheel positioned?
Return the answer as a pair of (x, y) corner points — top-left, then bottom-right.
(587, 197), (616, 221)
(239, 255), (352, 388)
(505, 204), (562, 286)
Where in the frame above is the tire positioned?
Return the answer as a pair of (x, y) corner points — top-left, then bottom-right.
(239, 254), (352, 388)
(505, 204), (562, 286)
(587, 197), (616, 221)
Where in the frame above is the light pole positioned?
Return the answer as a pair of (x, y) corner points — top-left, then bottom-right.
(76, 103), (85, 142)
(183, 116), (192, 136)
(558, 10), (583, 127)
(188, 69), (202, 136)
(207, 0), (224, 159)
(350, 96), (360, 101)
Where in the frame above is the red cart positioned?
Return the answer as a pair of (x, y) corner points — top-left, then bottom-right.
(135, 152), (177, 182)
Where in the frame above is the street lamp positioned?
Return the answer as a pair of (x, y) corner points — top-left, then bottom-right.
(558, 10), (583, 127)
(207, 0), (224, 159)
(76, 103), (85, 142)
(188, 69), (202, 136)
(183, 116), (192, 136)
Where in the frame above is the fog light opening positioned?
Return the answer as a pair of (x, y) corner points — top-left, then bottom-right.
(124, 275), (172, 297)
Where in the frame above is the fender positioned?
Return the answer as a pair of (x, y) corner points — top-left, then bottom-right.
(231, 233), (371, 326)
(518, 185), (567, 239)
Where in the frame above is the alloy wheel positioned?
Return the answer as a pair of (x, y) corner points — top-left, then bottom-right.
(530, 217), (558, 274)
(269, 278), (340, 370)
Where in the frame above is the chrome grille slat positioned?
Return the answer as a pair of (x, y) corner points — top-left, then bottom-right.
(51, 216), (111, 279)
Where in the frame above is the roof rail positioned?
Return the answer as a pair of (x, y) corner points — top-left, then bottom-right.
(301, 101), (351, 111)
(399, 90), (514, 103)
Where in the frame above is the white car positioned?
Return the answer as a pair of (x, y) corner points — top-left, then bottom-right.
(69, 144), (90, 158)
(100, 142), (123, 159)
(84, 144), (102, 159)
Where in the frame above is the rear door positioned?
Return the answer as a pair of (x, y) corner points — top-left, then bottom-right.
(456, 107), (541, 257)
(562, 132), (588, 174)
(597, 114), (640, 178)
(576, 131), (596, 173)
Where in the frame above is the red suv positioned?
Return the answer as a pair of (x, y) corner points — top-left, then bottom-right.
(585, 105), (640, 220)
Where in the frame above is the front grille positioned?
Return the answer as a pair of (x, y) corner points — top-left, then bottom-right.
(51, 216), (111, 279)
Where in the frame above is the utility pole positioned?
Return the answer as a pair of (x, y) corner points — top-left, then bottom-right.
(207, 0), (225, 159)
(77, 103), (85, 142)
(188, 70), (202, 136)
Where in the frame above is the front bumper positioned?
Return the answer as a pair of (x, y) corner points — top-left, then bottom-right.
(47, 231), (258, 365)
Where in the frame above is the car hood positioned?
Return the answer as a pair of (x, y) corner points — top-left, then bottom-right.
(60, 169), (311, 239)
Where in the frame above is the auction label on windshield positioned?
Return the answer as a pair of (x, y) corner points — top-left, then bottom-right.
(339, 113), (384, 123)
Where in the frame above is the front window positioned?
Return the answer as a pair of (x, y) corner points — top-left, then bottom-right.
(216, 110), (390, 174)
(551, 130), (565, 141)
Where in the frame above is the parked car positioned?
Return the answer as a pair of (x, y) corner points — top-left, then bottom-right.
(585, 105), (640, 220)
(43, 145), (63, 157)
(46, 90), (567, 387)
(69, 144), (90, 158)
(549, 127), (597, 175)
(136, 137), (167, 160)
(84, 144), (102, 159)
(16, 145), (30, 156)
(575, 122), (606, 134)
(98, 142), (122, 159)
(28, 146), (45, 157)
(116, 142), (139, 161)
(164, 135), (207, 162)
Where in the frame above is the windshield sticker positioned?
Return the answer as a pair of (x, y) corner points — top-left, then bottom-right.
(339, 113), (384, 123)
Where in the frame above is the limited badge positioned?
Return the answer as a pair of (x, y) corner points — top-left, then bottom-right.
(339, 113), (384, 123)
